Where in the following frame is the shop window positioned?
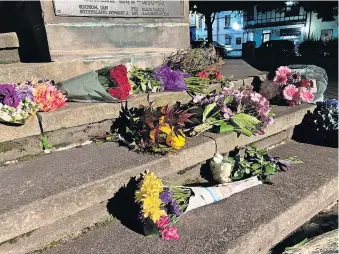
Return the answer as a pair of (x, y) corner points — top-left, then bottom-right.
(225, 35), (232, 45)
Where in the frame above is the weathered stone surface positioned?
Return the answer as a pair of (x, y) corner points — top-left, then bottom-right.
(221, 59), (265, 79)
(0, 51), (172, 83)
(0, 136), (42, 165)
(0, 117), (41, 143)
(0, 49), (20, 64)
(0, 32), (19, 48)
(40, 0), (189, 61)
(40, 141), (337, 254)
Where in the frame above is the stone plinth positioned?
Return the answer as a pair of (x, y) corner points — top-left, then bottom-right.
(40, 0), (189, 61)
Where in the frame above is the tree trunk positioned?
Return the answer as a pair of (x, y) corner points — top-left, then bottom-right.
(204, 12), (215, 44)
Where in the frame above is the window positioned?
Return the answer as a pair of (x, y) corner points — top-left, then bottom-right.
(224, 15), (231, 27)
(236, 37), (242, 45)
(246, 7), (254, 21)
(321, 29), (333, 41)
(225, 35), (232, 45)
(285, 5), (300, 17)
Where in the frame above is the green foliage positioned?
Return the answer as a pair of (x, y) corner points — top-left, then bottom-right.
(230, 113), (261, 136)
(229, 146), (303, 183)
(163, 46), (222, 75)
(40, 135), (53, 150)
(184, 77), (209, 94)
(128, 67), (162, 93)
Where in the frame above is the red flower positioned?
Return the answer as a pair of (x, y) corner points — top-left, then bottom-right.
(109, 65), (128, 80)
(156, 216), (169, 230)
(108, 83), (130, 100)
(115, 76), (129, 87)
(289, 101), (296, 107)
(197, 70), (209, 79)
(216, 71), (223, 80)
(300, 79), (310, 87)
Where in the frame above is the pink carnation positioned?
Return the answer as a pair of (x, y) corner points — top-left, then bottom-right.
(250, 92), (262, 102)
(274, 66), (292, 85)
(283, 85), (298, 101)
(299, 88), (314, 103)
(161, 226), (180, 241)
(156, 216), (169, 230)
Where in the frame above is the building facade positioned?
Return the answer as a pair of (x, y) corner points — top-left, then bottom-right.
(243, 3), (338, 48)
(190, 11), (244, 52)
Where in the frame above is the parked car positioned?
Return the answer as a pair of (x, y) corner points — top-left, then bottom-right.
(190, 40), (228, 58)
(255, 40), (296, 58)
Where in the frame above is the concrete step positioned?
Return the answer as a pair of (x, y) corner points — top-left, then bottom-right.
(0, 32), (20, 64)
(34, 141), (339, 254)
(0, 49), (173, 83)
(0, 104), (315, 253)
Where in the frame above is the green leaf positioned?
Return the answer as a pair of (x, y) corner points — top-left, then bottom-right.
(283, 156), (304, 164)
(223, 96), (233, 104)
(219, 123), (235, 133)
(202, 102), (216, 123)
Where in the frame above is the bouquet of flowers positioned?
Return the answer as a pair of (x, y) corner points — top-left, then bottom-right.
(262, 66), (317, 106)
(134, 171), (262, 240)
(111, 101), (193, 153)
(187, 86), (274, 136)
(59, 64), (131, 102)
(0, 79), (66, 124)
(128, 67), (162, 93)
(196, 62), (224, 82)
(210, 145), (303, 184)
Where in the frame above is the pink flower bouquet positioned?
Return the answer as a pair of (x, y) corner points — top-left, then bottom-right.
(272, 66), (316, 106)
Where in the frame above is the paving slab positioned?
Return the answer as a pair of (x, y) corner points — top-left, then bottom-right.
(44, 141), (338, 254)
(221, 59), (265, 79)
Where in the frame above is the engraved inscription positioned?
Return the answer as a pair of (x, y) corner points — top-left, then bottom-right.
(53, 0), (184, 18)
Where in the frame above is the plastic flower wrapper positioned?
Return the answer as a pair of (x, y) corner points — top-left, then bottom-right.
(0, 84), (20, 108)
(209, 153), (233, 183)
(210, 145), (303, 184)
(186, 86), (275, 137)
(134, 171), (263, 240)
(154, 65), (190, 91)
(58, 64), (132, 102)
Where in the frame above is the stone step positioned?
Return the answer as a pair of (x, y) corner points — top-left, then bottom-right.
(0, 104), (315, 253)
(0, 32), (20, 64)
(4, 140), (337, 254)
(0, 49), (173, 83)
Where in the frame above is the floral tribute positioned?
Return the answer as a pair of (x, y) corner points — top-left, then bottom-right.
(135, 171), (191, 240)
(187, 86), (275, 137)
(0, 79), (66, 124)
(271, 66), (316, 106)
(128, 169), (264, 240)
(111, 101), (193, 153)
(196, 62), (224, 82)
(106, 65), (132, 100)
(210, 145), (303, 184)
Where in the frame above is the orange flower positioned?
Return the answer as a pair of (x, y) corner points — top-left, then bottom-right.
(34, 84), (67, 112)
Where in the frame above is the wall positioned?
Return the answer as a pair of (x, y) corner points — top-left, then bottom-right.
(197, 11), (244, 50)
(302, 12), (338, 40)
(40, 0), (190, 61)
